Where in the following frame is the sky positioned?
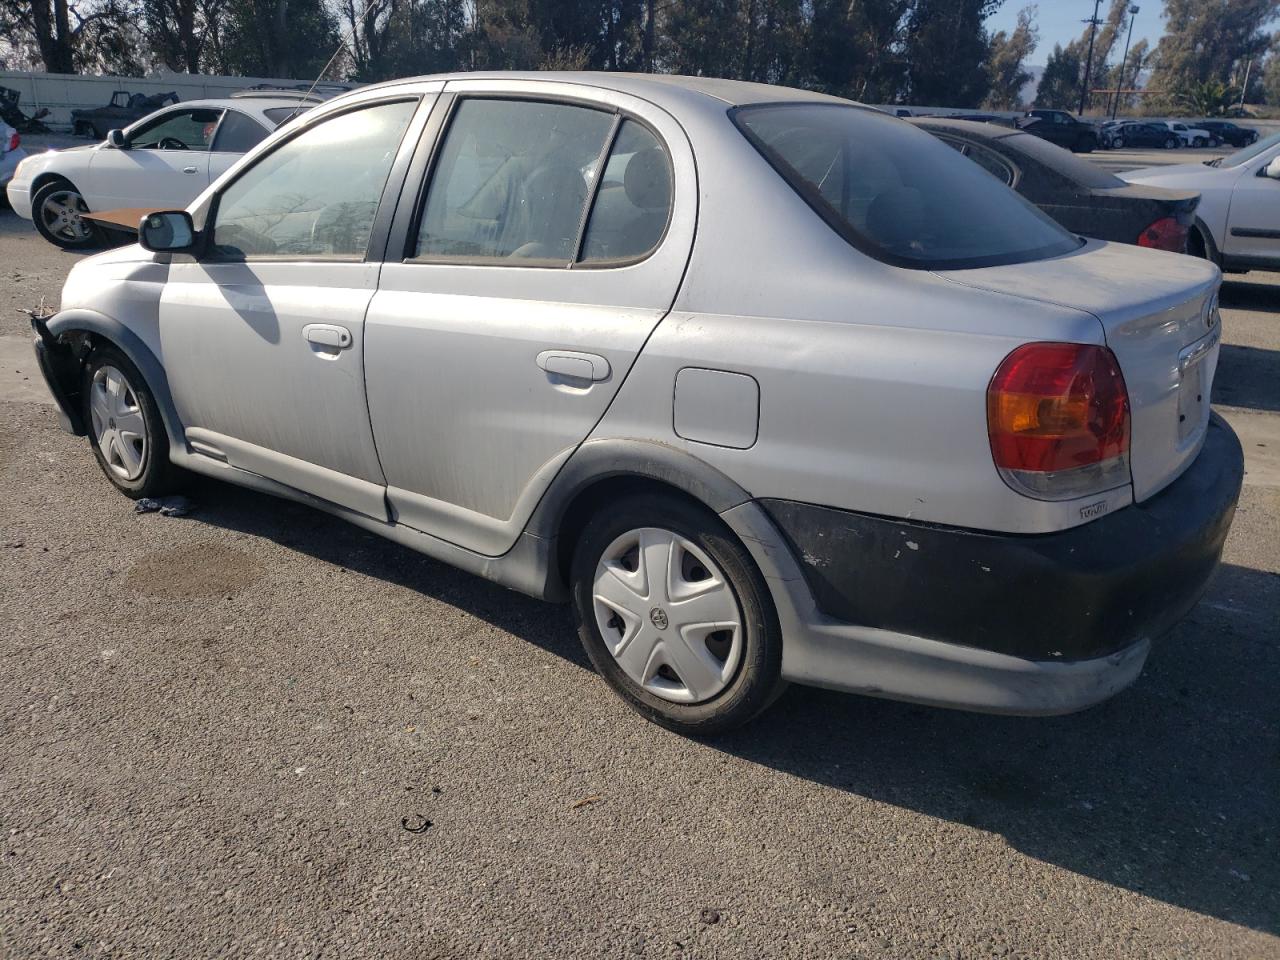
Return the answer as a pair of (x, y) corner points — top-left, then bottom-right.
(986, 2), (1280, 67)
(984, 2), (1155, 65)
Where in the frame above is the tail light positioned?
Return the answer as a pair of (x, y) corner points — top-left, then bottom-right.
(4, 131), (17, 152)
(987, 342), (1131, 501)
(1137, 216), (1188, 253)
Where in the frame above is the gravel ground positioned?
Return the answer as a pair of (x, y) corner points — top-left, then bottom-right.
(1, 185), (1277, 959)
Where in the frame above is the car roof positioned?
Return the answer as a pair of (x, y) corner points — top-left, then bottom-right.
(905, 117), (1023, 140)
(142, 96), (311, 121)
(349, 71), (852, 112)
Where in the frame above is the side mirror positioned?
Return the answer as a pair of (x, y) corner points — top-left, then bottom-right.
(1265, 156), (1280, 180)
(139, 210), (195, 252)
(106, 129), (128, 149)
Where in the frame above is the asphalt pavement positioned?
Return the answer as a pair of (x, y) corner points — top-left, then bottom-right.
(0, 152), (1277, 959)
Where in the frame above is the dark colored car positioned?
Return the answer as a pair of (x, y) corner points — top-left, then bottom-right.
(1113, 121), (1180, 150)
(71, 90), (179, 139)
(1196, 120), (1258, 148)
(911, 118), (1200, 252)
(1019, 109), (1099, 153)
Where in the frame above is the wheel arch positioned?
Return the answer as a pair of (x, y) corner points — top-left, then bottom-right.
(1190, 216), (1223, 267)
(524, 439), (755, 592)
(40, 309), (186, 459)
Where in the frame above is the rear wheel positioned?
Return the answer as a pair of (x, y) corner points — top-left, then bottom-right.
(1164, 136), (1178, 150)
(32, 179), (99, 250)
(72, 121), (94, 138)
(571, 493), (784, 735)
(81, 345), (182, 499)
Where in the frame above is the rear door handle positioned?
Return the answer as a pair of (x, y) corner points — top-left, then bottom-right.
(303, 324), (353, 349)
(536, 350), (610, 382)
(182, 165), (198, 174)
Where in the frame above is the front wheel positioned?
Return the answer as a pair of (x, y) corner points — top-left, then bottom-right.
(571, 493), (784, 735)
(31, 180), (99, 250)
(81, 345), (183, 499)
(1192, 137), (1206, 148)
(1165, 137), (1178, 149)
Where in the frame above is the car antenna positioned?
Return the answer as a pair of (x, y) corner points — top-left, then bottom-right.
(299, 0), (392, 104)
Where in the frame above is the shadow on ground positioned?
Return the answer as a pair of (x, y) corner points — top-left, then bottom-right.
(1214, 343), (1280, 413)
(189, 476), (1280, 935)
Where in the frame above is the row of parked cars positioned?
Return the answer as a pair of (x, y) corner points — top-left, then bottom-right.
(1099, 118), (1259, 150)
(3, 73), (1248, 731)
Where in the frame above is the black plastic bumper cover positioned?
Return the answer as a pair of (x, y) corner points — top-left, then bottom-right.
(31, 316), (86, 436)
(762, 414), (1244, 662)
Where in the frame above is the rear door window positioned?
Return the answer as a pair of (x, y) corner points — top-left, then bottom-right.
(734, 103), (1080, 270)
(212, 110), (270, 153)
(415, 99), (614, 263)
(579, 119), (672, 263)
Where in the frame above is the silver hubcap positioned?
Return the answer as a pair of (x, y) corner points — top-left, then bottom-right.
(40, 189), (91, 242)
(592, 527), (743, 704)
(89, 365), (147, 481)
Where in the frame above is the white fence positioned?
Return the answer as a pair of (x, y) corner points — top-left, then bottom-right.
(0, 71), (333, 130)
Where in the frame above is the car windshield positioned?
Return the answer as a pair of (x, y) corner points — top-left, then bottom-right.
(733, 103), (1081, 270)
(1217, 131), (1280, 168)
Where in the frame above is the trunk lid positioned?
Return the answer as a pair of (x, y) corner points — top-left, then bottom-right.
(936, 239), (1221, 502)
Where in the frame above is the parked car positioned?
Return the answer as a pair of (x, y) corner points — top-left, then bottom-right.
(1020, 109), (1099, 152)
(911, 118), (1199, 251)
(0, 85), (50, 133)
(1112, 121), (1181, 149)
(1156, 120), (1220, 148)
(6, 95), (316, 249)
(29, 74), (1242, 734)
(1123, 132), (1280, 272)
(1196, 120), (1258, 148)
(0, 120), (27, 193)
(1099, 119), (1133, 148)
(71, 91), (180, 139)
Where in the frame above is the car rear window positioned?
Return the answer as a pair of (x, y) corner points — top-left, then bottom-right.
(995, 130), (1125, 188)
(733, 103), (1081, 270)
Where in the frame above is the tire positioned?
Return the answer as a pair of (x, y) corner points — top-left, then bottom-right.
(1076, 135), (1095, 154)
(73, 121), (93, 138)
(1165, 137), (1178, 150)
(571, 493), (785, 735)
(81, 344), (182, 499)
(1193, 137), (1206, 148)
(31, 179), (100, 250)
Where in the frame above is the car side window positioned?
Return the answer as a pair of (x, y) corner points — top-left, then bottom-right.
(961, 142), (1015, 186)
(414, 99), (615, 263)
(131, 109), (223, 151)
(210, 99), (417, 260)
(579, 120), (673, 263)
(212, 111), (270, 153)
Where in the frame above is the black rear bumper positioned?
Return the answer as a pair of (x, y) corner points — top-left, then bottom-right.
(762, 414), (1244, 662)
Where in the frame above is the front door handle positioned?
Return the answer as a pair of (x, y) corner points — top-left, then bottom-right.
(182, 165), (198, 174)
(536, 350), (610, 382)
(303, 324), (353, 349)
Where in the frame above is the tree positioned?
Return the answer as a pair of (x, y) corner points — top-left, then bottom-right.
(1176, 78), (1241, 116)
(144, 0), (225, 72)
(900, 0), (999, 107)
(0, 0), (139, 73)
(1034, 42), (1082, 108)
(1146, 0), (1280, 107)
(984, 4), (1038, 109)
(805, 0), (909, 102)
(215, 0), (340, 77)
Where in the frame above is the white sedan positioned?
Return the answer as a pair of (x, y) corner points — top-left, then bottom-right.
(1123, 133), (1280, 272)
(5, 94), (312, 248)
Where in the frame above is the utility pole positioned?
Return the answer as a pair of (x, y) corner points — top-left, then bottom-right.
(1111, 4), (1139, 120)
(1078, 0), (1104, 116)
(1239, 58), (1254, 112)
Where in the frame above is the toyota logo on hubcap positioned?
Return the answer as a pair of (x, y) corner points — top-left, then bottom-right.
(649, 607), (669, 630)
